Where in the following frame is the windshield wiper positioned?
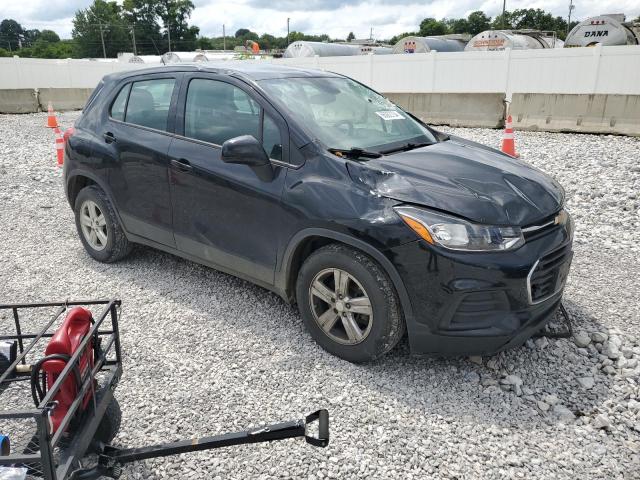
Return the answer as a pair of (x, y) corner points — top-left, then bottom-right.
(328, 147), (382, 160)
(380, 142), (435, 155)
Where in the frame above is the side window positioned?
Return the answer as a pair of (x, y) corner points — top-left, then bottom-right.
(184, 79), (260, 145)
(233, 88), (259, 114)
(263, 113), (283, 161)
(124, 78), (176, 131)
(110, 83), (130, 121)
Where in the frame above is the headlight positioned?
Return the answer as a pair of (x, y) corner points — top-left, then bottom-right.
(394, 206), (525, 252)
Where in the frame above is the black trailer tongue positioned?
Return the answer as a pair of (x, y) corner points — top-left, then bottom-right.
(0, 299), (329, 480)
(73, 410), (329, 479)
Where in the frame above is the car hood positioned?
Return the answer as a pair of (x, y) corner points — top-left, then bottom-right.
(347, 136), (564, 226)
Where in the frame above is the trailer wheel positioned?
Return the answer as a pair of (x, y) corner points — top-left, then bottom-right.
(94, 393), (122, 445)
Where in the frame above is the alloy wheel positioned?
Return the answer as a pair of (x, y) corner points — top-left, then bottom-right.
(79, 200), (108, 251)
(308, 268), (373, 345)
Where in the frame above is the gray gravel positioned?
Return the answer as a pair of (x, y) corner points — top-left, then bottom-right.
(1, 112), (639, 479)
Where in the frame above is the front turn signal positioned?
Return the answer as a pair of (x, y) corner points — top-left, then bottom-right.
(398, 214), (434, 244)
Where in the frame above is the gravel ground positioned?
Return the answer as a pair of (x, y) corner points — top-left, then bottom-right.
(0, 111), (639, 479)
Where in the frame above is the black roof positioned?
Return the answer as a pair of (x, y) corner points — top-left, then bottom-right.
(103, 61), (341, 84)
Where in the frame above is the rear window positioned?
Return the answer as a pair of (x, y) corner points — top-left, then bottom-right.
(83, 81), (104, 112)
(110, 84), (130, 121)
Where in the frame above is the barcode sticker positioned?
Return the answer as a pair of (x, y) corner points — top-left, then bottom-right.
(375, 111), (405, 121)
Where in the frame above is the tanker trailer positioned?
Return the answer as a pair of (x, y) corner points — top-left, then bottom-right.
(464, 30), (552, 51)
(565, 14), (639, 47)
(391, 36), (466, 53)
(283, 41), (360, 57)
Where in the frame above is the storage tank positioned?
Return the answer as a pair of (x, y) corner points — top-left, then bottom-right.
(358, 45), (393, 55)
(283, 41), (360, 58)
(128, 55), (162, 64)
(464, 30), (554, 51)
(161, 51), (209, 63)
(565, 14), (639, 47)
(392, 36), (466, 53)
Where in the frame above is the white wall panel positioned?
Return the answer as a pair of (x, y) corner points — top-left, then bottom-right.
(1, 46), (639, 95)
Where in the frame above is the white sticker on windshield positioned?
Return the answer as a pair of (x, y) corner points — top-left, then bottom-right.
(375, 110), (405, 121)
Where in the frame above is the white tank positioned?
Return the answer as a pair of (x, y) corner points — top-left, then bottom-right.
(283, 41), (360, 58)
(161, 51), (210, 63)
(464, 31), (550, 51)
(565, 15), (639, 47)
(392, 36), (466, 53)
(128, 55), (162, 64)
(358, 45), (393, 55)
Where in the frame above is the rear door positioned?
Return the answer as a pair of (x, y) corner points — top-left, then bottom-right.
(168, 74), (289, 285)
(99, 74), (180, 247)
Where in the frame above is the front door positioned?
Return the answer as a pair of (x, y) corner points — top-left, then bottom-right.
(168, 75), (289, 285)
(103, 75), (180, 247)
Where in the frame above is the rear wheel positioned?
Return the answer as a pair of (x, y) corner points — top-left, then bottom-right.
(296, 244), (405, 363)
(74, 186), (132, 263)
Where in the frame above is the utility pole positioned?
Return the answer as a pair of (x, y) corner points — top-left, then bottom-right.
(287, 18), (290, 46)
(131, 24), (137, 55)
(223, 24), (226, 51)
(502, 0), (507, 29)
(566, 0), (575, 37)
(167, 22), (171, 52)
(98, 23), (106, 59)
(370, 27), (373, 41)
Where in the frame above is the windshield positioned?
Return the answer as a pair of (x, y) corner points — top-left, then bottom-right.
(258, 76), (436, 151)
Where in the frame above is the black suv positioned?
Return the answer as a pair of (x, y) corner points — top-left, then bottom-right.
(64, 63), (573, 363)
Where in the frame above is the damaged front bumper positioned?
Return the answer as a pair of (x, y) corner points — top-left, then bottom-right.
(388, 219), (574, 356)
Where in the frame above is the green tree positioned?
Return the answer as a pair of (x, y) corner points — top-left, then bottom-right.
(72, 0), (131, 58)
(389, 31), (418, 44)
(156, 0), (198, 51)
(467, 11), (491, 34)
(445, 18), (469, 34)
(235, 28), (250, 38)
(258, 33), (277, 50)
(23, 28), (41, 46)
(0, 19), (24, 50)
(346, 31), (355, 42)
(38, 30), (61, 43)
(510, 8), (566, 33)
(122, 0), (163, 55)
(490, 9), (569, 39)
(491, 11), (514, 30)
(0, 47), (10, 57)
(419, 18), (448, 36)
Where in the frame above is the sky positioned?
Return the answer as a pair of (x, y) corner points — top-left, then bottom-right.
(1, 0), (639, 40)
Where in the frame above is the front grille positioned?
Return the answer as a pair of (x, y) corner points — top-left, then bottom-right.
(527, 243), (572, 304)
(522, 214), (559, 241)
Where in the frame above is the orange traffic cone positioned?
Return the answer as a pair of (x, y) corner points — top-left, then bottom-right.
(501, 115), (519, 158)
(46, 101), (59, 128)
(54, 127), (64, 166)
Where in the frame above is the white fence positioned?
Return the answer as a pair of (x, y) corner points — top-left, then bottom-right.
(1, 45), (639, 98)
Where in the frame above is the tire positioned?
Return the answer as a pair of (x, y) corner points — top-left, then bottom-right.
(74, 185), (132, 263)
(296, 243), (405, 363)
(93, 392), (122, 445)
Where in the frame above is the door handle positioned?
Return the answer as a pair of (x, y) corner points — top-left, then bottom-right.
(103, 132), (116, 144)
(170, 158), (193, 172)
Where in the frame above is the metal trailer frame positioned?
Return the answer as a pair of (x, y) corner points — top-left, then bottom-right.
(0, 300), (329, 480)
(0, 299), (123, 480)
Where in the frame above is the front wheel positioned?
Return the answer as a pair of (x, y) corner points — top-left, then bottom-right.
(296, 244), (405, 363)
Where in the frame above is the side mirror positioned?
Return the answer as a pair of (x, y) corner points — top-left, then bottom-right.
(222, 135), (270, 167)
